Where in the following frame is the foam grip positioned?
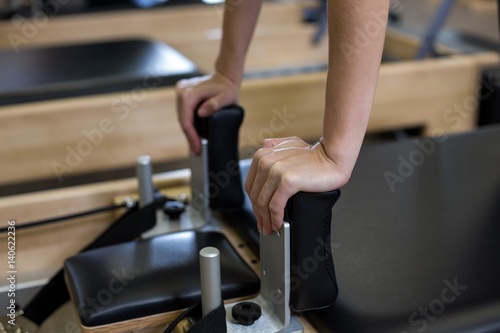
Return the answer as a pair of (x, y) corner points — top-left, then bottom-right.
(194, 105), (245, 210)
(286, 190), (341, 312)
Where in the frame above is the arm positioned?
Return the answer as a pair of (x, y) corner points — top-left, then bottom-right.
(176, 0), (263, 154)
(244, 0), (390, 235)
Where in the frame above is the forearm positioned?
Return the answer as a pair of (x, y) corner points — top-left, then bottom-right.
(215, 0), (263, 86)
(322, 0), (389, 178)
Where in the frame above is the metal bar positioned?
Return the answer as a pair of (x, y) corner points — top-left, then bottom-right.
(189, 138), (211, 223)
(415, 0), (456, 59)
(199, 247), (222, 317)
(136, 155), (154, 208)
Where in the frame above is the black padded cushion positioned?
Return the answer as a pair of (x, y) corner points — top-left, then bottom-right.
(305, 126), (500, 333)
(64, 231), (259, 327)
(220, 159), (260, 256)
(0, 39), (200, 105)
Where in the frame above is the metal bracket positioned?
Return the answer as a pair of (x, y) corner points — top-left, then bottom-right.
(189, 138), (211, 224)
(224, 222), (303, 333)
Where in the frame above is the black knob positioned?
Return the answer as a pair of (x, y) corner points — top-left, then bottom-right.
(231, 301), (261, 326)
(162, 201), (186, 220)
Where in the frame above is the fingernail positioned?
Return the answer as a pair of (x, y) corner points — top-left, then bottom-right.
(272, 225), (278, 232)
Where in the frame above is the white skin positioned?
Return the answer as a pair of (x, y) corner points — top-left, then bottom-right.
(177, 0), (390, 235)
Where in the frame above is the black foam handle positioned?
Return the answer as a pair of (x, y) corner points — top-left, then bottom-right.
(286, 190), (341, 312)
(194, 105), (245, 211)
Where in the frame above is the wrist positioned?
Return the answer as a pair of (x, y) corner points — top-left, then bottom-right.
(214, 58), (243, 88)
(318, 137), (358, 182)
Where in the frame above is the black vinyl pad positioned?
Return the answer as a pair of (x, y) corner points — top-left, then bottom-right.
(302, 126), (500, 333)
(64, 231), (259, 327)
(0, 39), (200, 105)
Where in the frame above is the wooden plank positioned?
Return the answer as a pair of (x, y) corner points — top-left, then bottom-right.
(0, 52), (497, 187)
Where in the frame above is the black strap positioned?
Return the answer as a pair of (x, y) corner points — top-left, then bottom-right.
(163, 302), (227, 333)
(22, 201), (159, 325)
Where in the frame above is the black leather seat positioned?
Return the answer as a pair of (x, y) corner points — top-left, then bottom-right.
(64, 231), (259, 327)
(0, 39), (200, 105)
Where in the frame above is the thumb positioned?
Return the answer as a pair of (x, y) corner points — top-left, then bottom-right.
(198, 96), (226, 117)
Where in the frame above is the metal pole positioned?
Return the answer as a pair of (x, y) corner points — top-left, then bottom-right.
(415, 0), (456, 59)
(199, 247), (222, 317)
(136, 155), (154, 208)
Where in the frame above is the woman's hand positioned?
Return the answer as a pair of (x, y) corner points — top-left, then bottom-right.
(244, 136), (350, 235)
(176, 72), (239, 154)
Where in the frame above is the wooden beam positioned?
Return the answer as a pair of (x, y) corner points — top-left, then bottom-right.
(0, 52), (497, 187)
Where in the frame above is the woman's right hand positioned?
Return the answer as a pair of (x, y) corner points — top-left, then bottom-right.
(176, 72), (239, 154)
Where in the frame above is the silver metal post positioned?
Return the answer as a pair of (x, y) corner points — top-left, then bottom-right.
(199, 247), (222, 317)
(189, 138), (211, 223)
(136, 155), (154, 208)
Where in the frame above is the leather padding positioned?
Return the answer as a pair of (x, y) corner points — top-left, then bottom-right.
(64, 231), (259, 327)
(286, 190), (341, 312)
(194, 105), (245, 211)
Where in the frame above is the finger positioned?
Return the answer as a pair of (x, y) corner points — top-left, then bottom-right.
(249, 155), (277, 234)
(248, 150), (303, 234)
(244, 147), (270, 195)
(252, 205), (264, 234)
(255, 164), (284, 235)
(177, 90), (203, 154)
(245, 147), (279, 233)
(197, 91), (235, 118)
(184, 124), (201, 155)
(269, 172), (298, 232)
